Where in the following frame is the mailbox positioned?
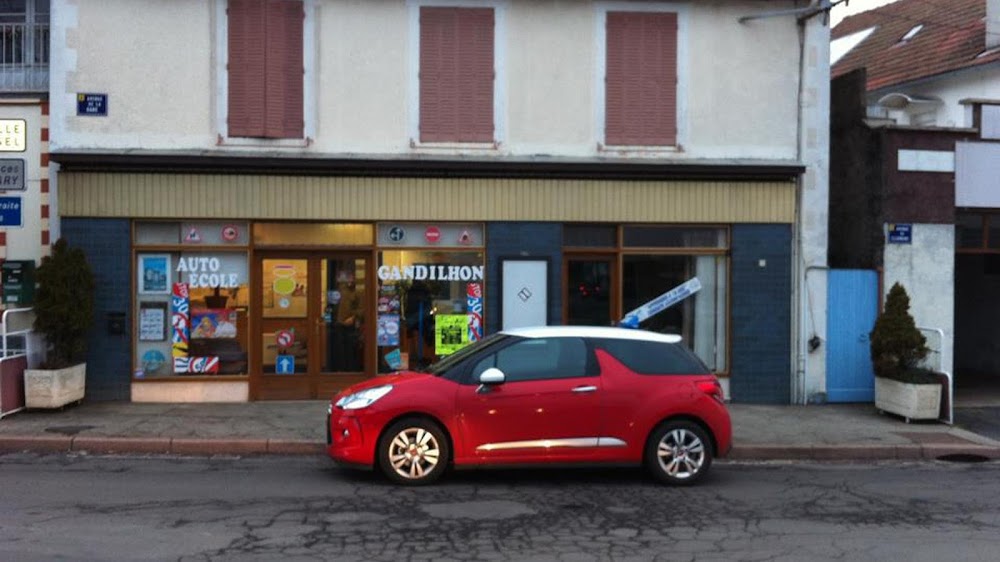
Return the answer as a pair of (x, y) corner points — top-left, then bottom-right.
(1, 260), (35, 306)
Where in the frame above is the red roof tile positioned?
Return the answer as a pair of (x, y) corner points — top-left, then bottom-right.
(832, 0), (1000, 91)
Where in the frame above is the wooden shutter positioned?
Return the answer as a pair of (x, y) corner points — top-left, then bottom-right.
(227, 0), (303, 139)
(420, 7), (494, 143)
(605, 12), (677, 146)
(264, 0), (304, 138)
(227, 0), (267, 137)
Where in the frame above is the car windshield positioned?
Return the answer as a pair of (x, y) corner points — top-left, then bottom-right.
(424, 333), (510, 376)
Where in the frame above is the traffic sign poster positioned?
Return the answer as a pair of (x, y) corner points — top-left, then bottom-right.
(0, 196), (23, 227)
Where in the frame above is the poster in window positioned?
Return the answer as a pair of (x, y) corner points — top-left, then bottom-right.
(191, 309), (238, 339)
(435, 314), (470, 355)
(377, 314), (400, 346)
(139, 302), (168, 341)
(138, 254), (171, 294)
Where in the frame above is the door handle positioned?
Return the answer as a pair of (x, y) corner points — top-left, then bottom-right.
(572, 385), (597, 393)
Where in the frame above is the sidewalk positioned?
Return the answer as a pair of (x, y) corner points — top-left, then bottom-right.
(1, 400), (999, 462)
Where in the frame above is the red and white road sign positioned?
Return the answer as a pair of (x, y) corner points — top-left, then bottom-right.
(276, 329), (295, 348)
(425, 226), (441, 243)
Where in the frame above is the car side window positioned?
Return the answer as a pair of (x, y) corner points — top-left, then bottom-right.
(470, 337), (590, 382)
(594, 338), (710, 375)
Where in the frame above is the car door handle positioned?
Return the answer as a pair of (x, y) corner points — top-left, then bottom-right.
(572, 385), (598, 393)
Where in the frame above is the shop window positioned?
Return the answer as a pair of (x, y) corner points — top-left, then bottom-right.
(135, 228), (250, 378)
(253, 222), (373, 247)
(622, 254), (727, 372)
(623, 226), (726, 248)
(376, 249), (485, 372)
(136, 221), (250, 246)
(564, 224), (617, 247)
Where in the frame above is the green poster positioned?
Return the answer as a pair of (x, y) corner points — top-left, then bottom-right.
(435, 314), (469, 355)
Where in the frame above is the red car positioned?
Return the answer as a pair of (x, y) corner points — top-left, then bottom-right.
(327, 326), (731, 485)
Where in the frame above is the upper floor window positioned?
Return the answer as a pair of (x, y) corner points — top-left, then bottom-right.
(418, 6), (495, 143)
(0, 0), (49, 92)
(604, 11), (678, 147)
(226, 0), (304, 139)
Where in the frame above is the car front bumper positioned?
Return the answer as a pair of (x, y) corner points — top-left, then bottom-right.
(326, 407), (376, 467)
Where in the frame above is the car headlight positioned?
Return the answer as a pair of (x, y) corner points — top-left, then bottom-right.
(334, 385), (393, 410)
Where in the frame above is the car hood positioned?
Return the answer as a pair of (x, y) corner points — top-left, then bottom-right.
(331, 371), (432, 399)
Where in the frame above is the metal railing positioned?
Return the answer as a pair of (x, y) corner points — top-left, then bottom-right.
(0, 22), (49, 92)
(1, 307), (40, 366)
(1, 307), (37, 419)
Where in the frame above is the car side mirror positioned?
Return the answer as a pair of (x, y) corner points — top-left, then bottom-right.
(479, 367), (505, 385)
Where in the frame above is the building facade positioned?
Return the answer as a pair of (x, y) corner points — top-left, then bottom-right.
(49, 0), (831, 404)
(0, 0), (51, 288)
(832, 0), (1000, 391)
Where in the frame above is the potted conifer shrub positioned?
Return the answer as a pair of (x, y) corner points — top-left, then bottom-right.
(870, 282), (940, 422)
(24, 239), (95, 409)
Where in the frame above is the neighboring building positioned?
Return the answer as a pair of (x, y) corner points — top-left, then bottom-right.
(49, 0), (830, 404)
(0, 0), (51, 302)
(831, 0), (1000, 390)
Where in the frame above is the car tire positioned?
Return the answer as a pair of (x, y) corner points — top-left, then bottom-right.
(377, 417), (450, 485)
(645, 420), (713, 486)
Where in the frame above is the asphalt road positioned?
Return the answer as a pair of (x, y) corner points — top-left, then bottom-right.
(1, 453), (999, 561)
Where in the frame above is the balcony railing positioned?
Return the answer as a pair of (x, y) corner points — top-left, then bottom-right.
(0, 22), (49, 92)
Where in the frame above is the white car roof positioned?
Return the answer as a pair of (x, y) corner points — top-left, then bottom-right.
(501, 325), (683, 344)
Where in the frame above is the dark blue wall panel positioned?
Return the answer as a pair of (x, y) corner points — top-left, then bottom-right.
(729, 224), (792, 404)
(61, 218), (131, 401)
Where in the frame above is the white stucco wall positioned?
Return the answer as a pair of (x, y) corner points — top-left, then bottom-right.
(50, 0), (802, 161)
(882, 223), (955, 375)
(798, 13), (831, 404)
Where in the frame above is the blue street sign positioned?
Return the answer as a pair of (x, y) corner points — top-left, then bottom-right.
(621, 278), (702, 328)
(0, 196), (22, 227)
(887, 223), (912, 244)
(276, 354), (295, 374)
(77, 93), (108, 116)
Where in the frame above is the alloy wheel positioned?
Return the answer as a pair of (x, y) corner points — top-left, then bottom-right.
(387, 426), (441, 480)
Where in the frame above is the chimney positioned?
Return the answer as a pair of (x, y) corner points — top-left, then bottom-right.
(989, 0), (1000, 49)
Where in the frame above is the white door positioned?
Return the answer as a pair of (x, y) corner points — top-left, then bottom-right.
(502, 260), (548, 330)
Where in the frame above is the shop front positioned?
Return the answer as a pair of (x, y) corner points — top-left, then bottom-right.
(129, 219), (487, 401)
(57, 168), (797, 403)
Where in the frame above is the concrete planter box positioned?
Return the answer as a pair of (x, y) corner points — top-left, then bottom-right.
(875, 376), (941, 423)
(24, 363), (86, 409)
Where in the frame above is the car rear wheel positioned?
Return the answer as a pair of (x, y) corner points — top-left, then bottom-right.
(645, 421), (713, 486)
(377, 417), (449, 485)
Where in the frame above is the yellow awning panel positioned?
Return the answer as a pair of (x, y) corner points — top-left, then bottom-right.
(58, 173), (796, 223)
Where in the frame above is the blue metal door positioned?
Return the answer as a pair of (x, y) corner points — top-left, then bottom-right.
(826, 269), (878, 402)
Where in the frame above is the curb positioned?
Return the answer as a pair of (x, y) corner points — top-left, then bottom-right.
(0, 435), (325, 457)
(2, 436), (999, 461)
(728, 444), (1000, 461)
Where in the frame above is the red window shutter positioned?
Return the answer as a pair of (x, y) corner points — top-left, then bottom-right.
(227, 0), (303, 139)
(605, 12), (677, 146)
(227, 0), (267, 137)
(420, 7), (494, 143)
(264, 0), (304, 138)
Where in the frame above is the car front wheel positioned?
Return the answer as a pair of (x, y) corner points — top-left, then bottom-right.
(645, 421), (713, 486)
(377, 417), (449, 485)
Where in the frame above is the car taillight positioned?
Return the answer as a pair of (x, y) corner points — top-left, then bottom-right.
(696, 379), (725, 403)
